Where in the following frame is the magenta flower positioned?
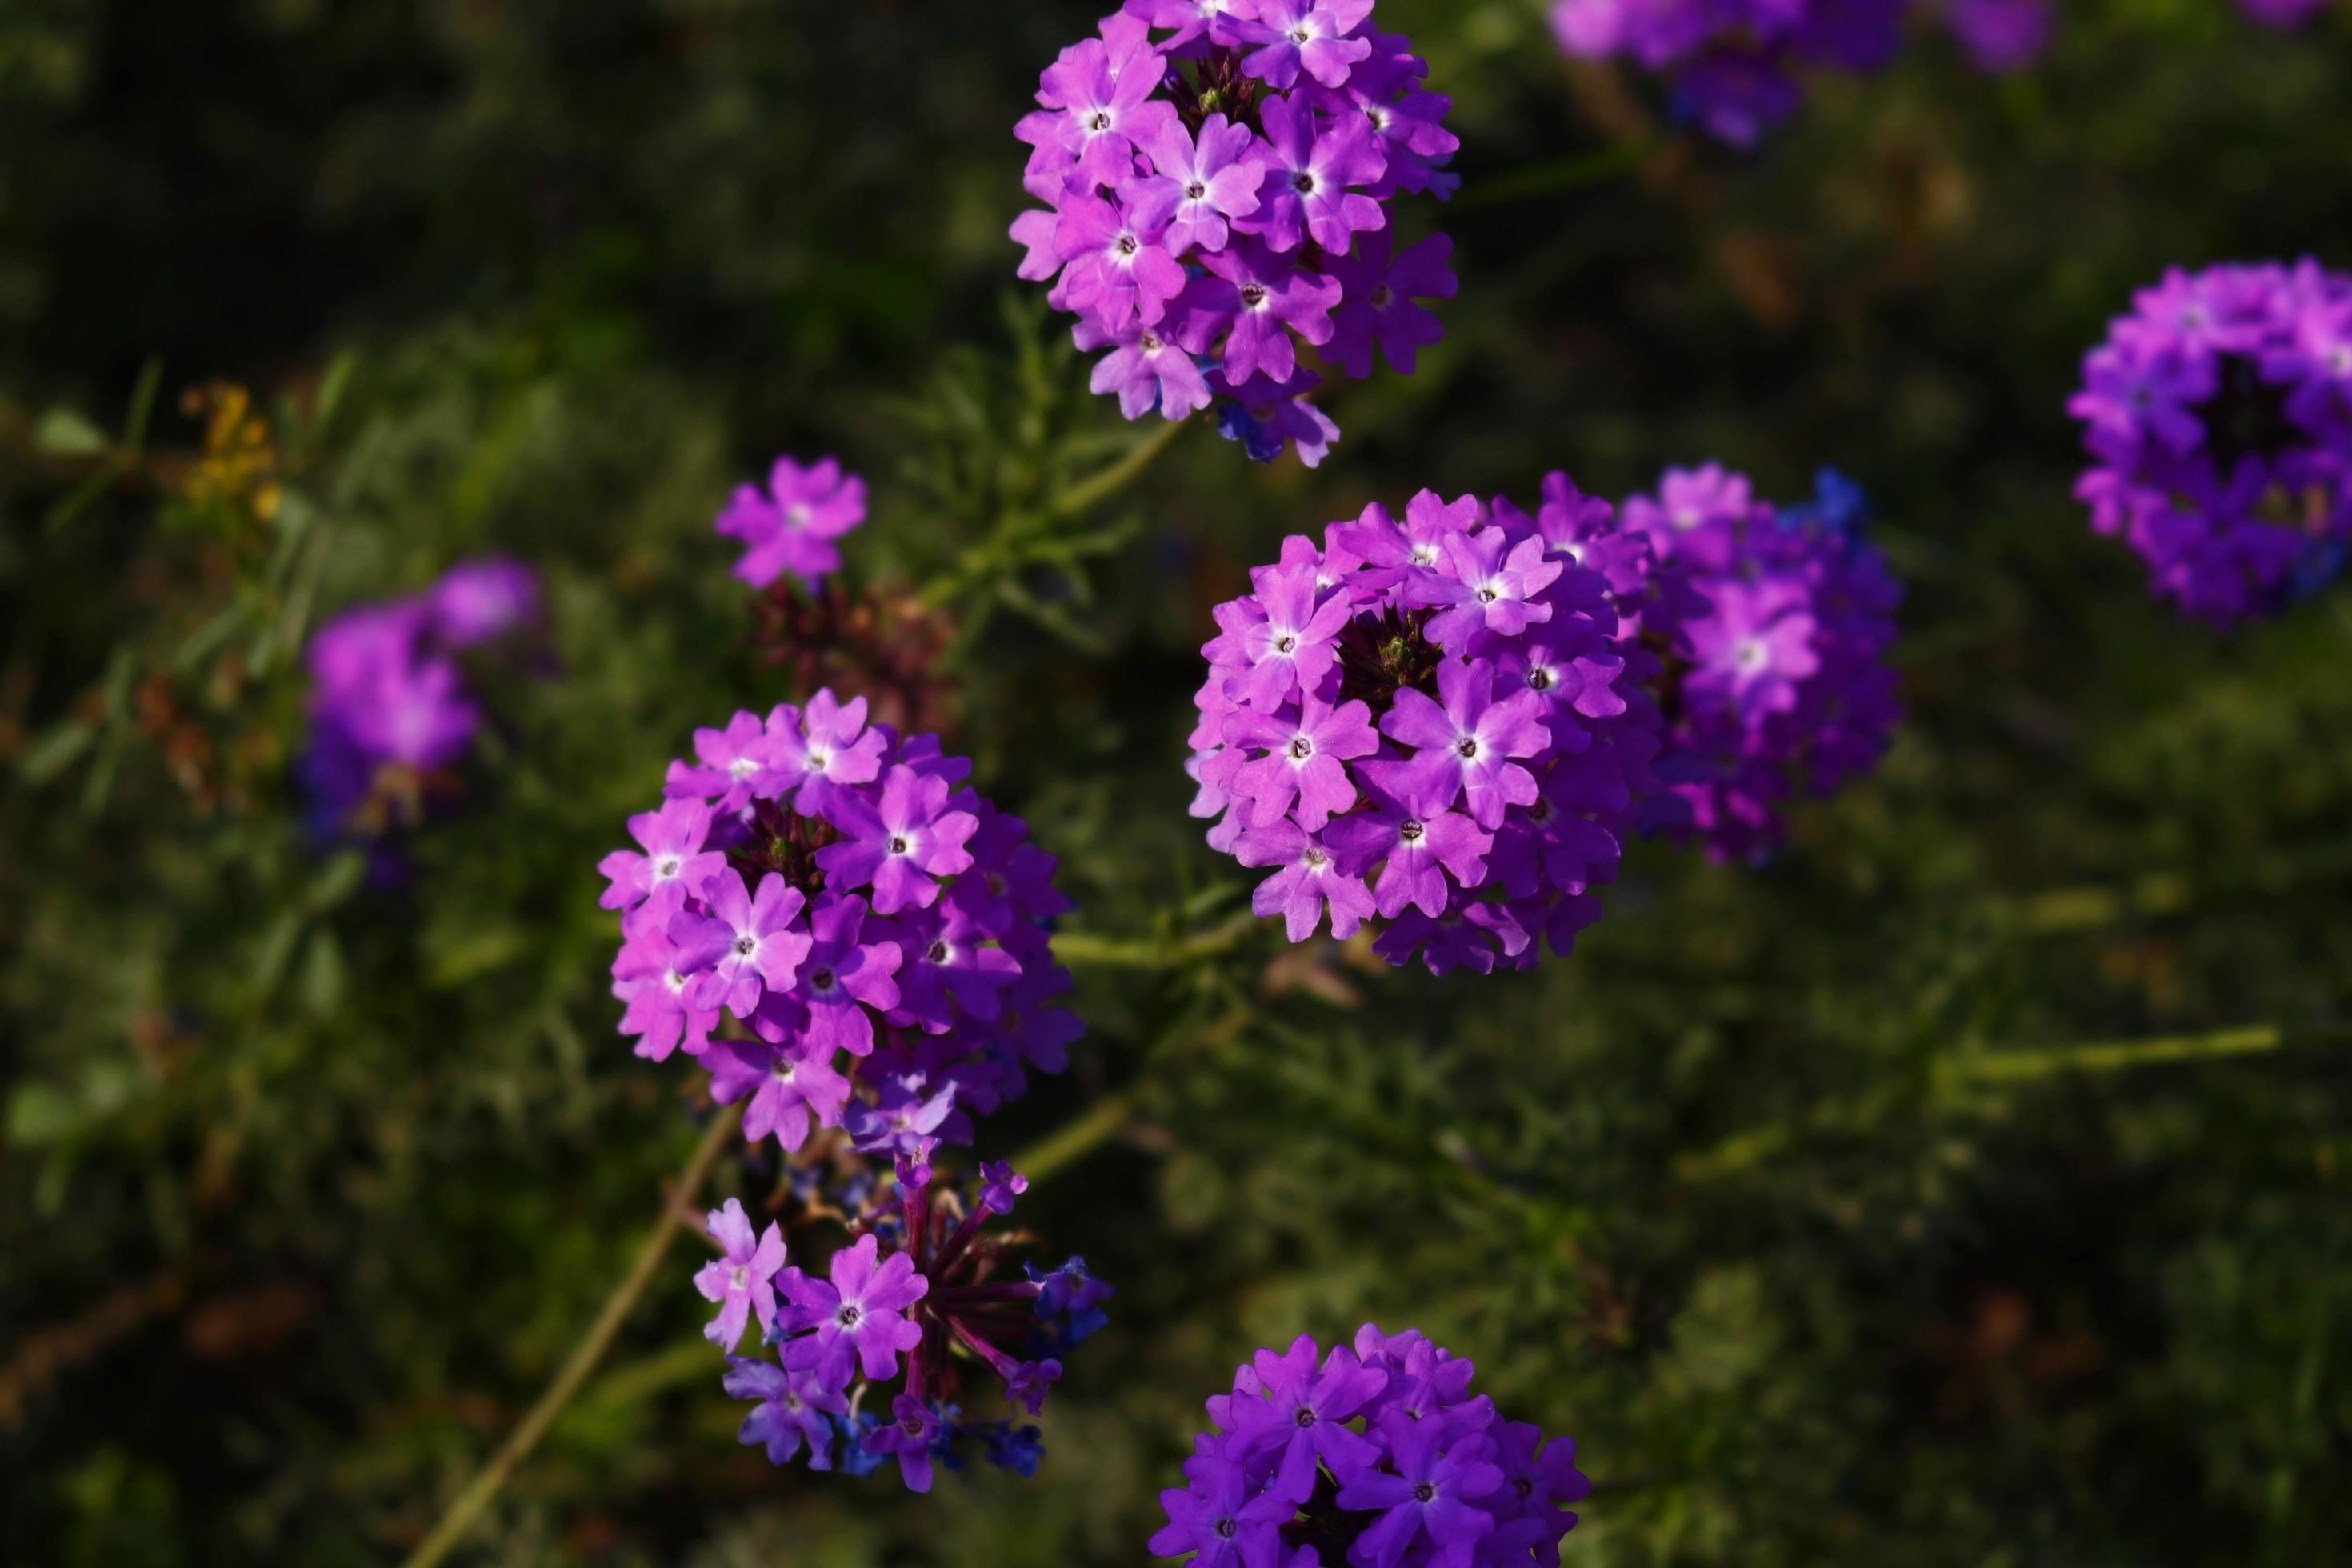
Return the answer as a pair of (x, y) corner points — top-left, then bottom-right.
(1222, 559), (1354, 708)
(1235, 0), (1377, 88)
(426, 557), (538, 648)
(782, 1232), (928, 1386)
(597, 797), (725, 915)
(1223, 692), (1378, 831)
(705, 1038), (854, 1153)
(611, 908), (723, 1062)
(667, 869), (813, 1018)
(694, 1197), (790, 1350)
(1323, 764), (1490, 918)
(1055, 195), (1190, 329)
(818, 765), (981, 915)
(1147, 1458), (1295, 1565)
(1126, 113), (1266, 255)
(1238, 91), (1386, 254)
(775, 894), (901, 1057)
(1026, 35), (1179, 189)
(1179, 242), (1342, 386)
(1381, 658), (1552, 830)
(1084, 318), (1214, 421)
(1683, 578), (1819, 720)
(717, 454), (867, 590)
(1405, 530), (1564, 651)
(754, 691), (886, 816)
(1234, 818), (1377, 942)
(664, 710), (773, 814)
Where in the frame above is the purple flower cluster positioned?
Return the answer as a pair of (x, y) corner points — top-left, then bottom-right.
(1549, 0), (2048, 145)
(716, 454), (867, 592)
(600, 690), (1081, 1156)
(1013, 2), (1459, 466)
(300, 557), (539, 842)
(1188, 484), (1664, 975)
(2067, 260), (2352, 626)
(1618, 464), (1905, 862)
(718, 1158), (1111, 1490)
(1151, 1326), (1590, 1566)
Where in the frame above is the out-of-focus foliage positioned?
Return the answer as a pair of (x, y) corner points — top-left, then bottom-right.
(5, 2), (2351, 1564)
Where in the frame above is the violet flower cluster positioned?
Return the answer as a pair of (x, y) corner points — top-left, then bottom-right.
(1549, 0), (2047, 146)
(1188, 483), (1666, 976)
(1616, 463), (1905, 863)
(713, 1155), (1110, 1490)
(1013, 1), (1460, 466)
(600, 690), (1081, 1157)
(1151, 1326), (1590, 1566)
(301, 557), (539, 845)
(716, 454), (868, 593)
(2067, 260), (2352, 626)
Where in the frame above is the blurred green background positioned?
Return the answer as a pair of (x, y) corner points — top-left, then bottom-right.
(5, 0), (2352, 1562)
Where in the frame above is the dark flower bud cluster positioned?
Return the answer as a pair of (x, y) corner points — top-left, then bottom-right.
(601, 691), (1081, 1156)
(711, 1156), (1110, 1491)
(2068, 260), (2352, 626)
(1190, 483), (1666, 975)
(300, 558), (540, 850)
(1013, 0), (1460, 466)
(1150, 1326), (1589, 1566)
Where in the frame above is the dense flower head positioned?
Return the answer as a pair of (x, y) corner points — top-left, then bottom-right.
(300, 556), (539, 846)
(2066, 259), (2352, 626)
(601, 690), (1081, 1151)
(1014, 2), (1459, 465)
(1190, 482), (1664, 974)
(719, 1155), (1110, 1490)
(1150, 1325), (1590, 1566)
(717, 454), (868, 592)
(1615, 463), (1905, 862)
(1549, 0), (2045, 145)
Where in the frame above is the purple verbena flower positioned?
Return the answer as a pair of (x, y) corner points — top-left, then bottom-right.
(694, 1197), (790, 1350)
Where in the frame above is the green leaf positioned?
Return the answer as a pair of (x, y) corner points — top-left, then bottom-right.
(33, 406), (108, 456)
(17, 719), (93, 784)
(6, 1082), (81, 1147)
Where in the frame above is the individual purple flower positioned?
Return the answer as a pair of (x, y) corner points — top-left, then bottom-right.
(818, 765), (981, 915)
(1235, 0), (1377, 89)
(1234, 1334), (1389, 1502)
(426, 557), (539, 648)
(783, 1232), (928, 1386)
(1234, 818), (1378, 942)
(1943, 0), (2052, 72)
(774, 894), (902, 1056)
(1015, 2), (1458, 462)
(2068, 259), (2352, 625)
(1056, 196), (1190, 329)
(843, 1075), (960, 1176)
(1193, 484), (1662, 972)
(668, 869), (813, 1018)
(1224, 692), (1379, 831)
(1126, 113), (1266, 255)
(1381, 659), (1551, 830)
(612, 909), (726, 1063)
(664, 710), (774, 815)
(706, 1038), (854, 1153)
(724, 1356), (848, 1470)
(597, 797), (725, 915)
(1085, 318), (1216, 421)
(1336, 1414), (1502, 1568)
(1148, 1454), (1296, 1565)
(717, 455), (867, 590)
(864, 1394), (945, 1493)
(694, 1197), (790, 1350)
(755, 691), (887, 816)
(1238, 91), (1386, 256)
(1326, 230), (1456, 379)
(978, 1160), (1029, 1215)
(1180, 242), (1343, 387)
(1681, 577), (1819, 721)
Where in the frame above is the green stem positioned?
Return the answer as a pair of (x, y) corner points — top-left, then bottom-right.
(1048, 416), (1192, 519)
(398, 1103), (742, 1568)
(1050, 913), (1257, 971)
(1011, 1094), (1138, 1184)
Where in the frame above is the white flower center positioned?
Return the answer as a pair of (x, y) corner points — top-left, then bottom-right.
(1735, 638), (1770, 674)
(1287, 735), (1314, 761)
(656, 856), (681, 878)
